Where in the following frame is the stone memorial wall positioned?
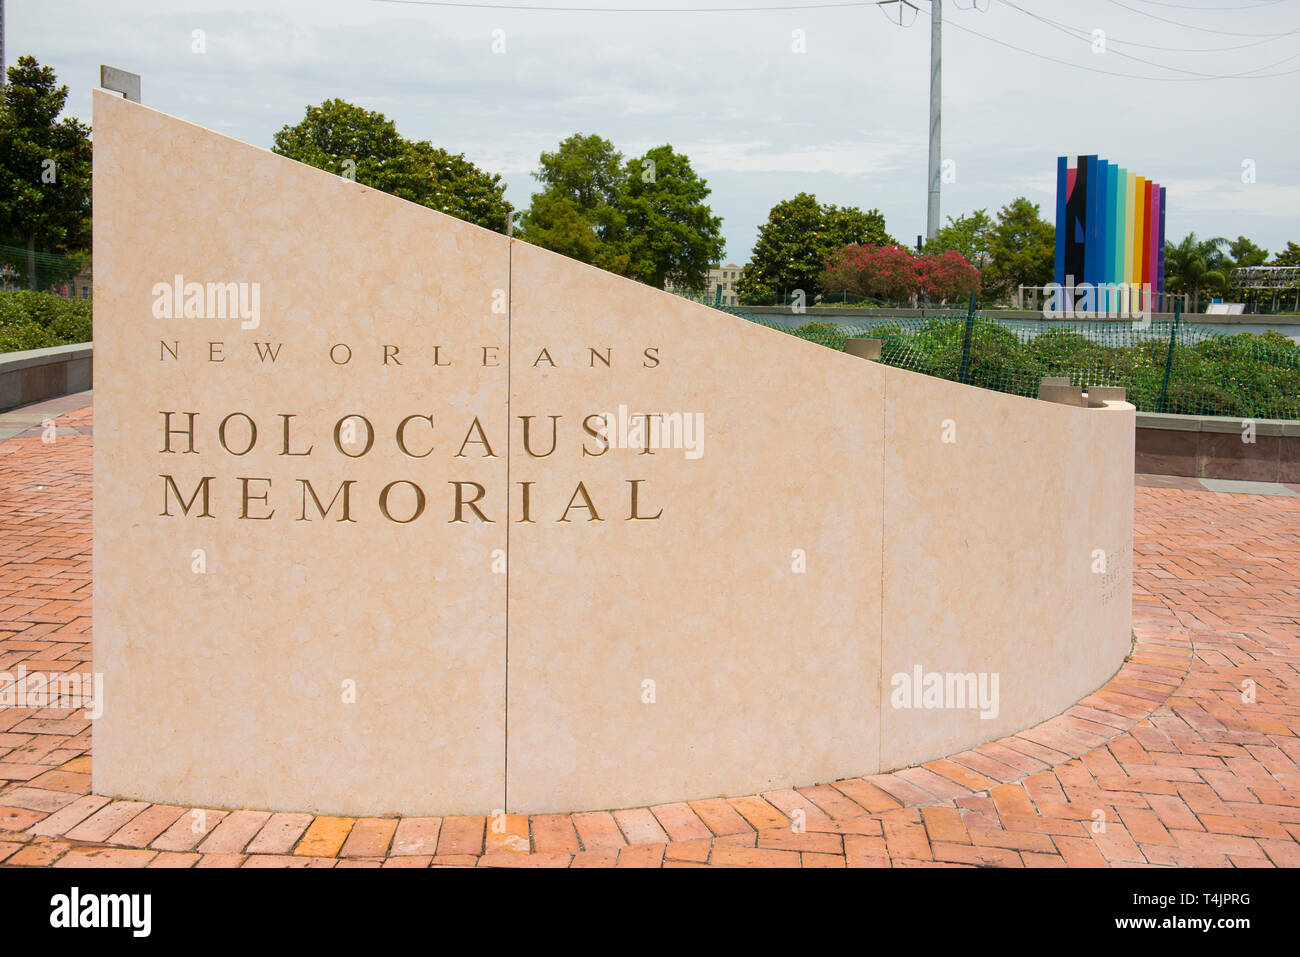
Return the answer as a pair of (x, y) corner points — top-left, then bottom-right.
(93, 92), (1134, 816)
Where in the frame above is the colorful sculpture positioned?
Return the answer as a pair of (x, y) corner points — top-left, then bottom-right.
(1054, 155), (1166, 314)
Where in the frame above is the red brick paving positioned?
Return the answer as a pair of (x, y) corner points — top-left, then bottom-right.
(1, 404), (1298, 867)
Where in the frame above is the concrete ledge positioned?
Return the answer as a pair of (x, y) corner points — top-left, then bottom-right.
(0, 343), (93, 412)
(1136, 411), (1299, 482)
(742, 305), (1243, 323)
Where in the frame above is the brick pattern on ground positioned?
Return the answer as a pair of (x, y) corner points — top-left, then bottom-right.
(1, 407), (1298, 867)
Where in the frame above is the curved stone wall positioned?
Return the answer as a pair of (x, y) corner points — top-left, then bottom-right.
(92, 92), (1133, 816)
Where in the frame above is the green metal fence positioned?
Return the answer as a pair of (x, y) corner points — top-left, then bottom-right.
(722, 304), (1300, 420)
(0, 243), (91, 298)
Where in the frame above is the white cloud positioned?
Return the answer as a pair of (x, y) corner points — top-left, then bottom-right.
(10, 0), (1298, 260)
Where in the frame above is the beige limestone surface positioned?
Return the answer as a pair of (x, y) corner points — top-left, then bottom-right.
(92, 93), (1133, 816)
(93, 91), (509, 815)
(504, 243), (883, 812)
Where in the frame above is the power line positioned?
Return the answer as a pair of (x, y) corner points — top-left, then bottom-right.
(996, 0), (1300, 76)
(945, 15), (1300, 78)
(996, 0), (1297, 50)
(1107, 0), (1300, 35)
(370, 0), (880, 11)
(1127, 0), (1285, 9)
(366, 0), (1300, 79)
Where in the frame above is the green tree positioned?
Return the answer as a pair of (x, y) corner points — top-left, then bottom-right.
(533, 133), (625, 212)
(517, 192), (602, 265)
(824, 204), (894, 251)
(271, 99), (511, 231)
(0, 56), (92, 289)
(1164, 233), (1230, 305)
(623, 145), (725, 290)
(736, 193), (894, 303)
(1228, 236), (1269, 269)
(925, 209), (994, 271)
(1225, 236), (1269, 308)
(983, 198), (1054, 303)
(518, 133), (629, 273)
(1272, 241), (1300, 266)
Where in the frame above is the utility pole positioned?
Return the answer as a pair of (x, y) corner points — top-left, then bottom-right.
(880, 0), (942, 242)
(1, 0), (7, 89)
(927, 0), (941, 241)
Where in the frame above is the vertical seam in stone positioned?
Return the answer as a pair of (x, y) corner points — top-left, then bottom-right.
(878, 368), (887, 774)
(504, 237), (513, 812)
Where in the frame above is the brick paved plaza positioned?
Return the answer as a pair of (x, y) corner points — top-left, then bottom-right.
(1, 396), (1298, 868)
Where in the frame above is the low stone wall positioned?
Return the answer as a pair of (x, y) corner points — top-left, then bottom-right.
(0, 343), (93, 413)
(742, 305), (1300, 325)
(1136, 412), (1300, 482)
(743, 304), (1190, 323)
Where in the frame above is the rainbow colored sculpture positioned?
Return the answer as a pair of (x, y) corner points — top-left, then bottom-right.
(1054, 155), (1166, 313)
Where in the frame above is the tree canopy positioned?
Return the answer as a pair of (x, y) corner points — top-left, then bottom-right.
(0, 56), (92, 288)
(1164, 233), (1230, 303)
(735, 193), (895, 303)
(981, 198), (1055, 302)
(1272, 241), (1300, 267)
(624, 145), (724, 291)
(518, 133), (630, 273)
(272, 99), (512, 232)
(925, 209), (994, 272)
(518, 134), (724, 289)
(1228, 235), (1269, 269)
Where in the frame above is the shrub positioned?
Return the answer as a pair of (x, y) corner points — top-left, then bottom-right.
(0, 290), (92, 352)
(1163, 381), (1248, 417)
(768, 304), (1300, 417)
(791, 321), (846, 351)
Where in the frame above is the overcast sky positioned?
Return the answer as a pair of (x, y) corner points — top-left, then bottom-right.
(9, 0), (1299, 262)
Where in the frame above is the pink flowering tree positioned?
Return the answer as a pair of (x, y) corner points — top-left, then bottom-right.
(916, 250), (980, 305)
(822, 243), (979, 305)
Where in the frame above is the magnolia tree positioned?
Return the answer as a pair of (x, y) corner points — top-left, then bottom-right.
(822, 244), (979, 305)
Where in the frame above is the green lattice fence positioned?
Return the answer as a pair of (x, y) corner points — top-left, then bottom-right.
(719, 306), (1300, 420)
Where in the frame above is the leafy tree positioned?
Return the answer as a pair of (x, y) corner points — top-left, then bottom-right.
(824, 244), (918, 302)
(735, 193), (822, 303)
(824, 204), (894, 252)
(736, 193), (895, 303)
(272, 99), (511, 232)
(534, 133), (625, 211)
(1164, 233), (1230, 305)
(1224, 236), (1269, 308)
(822, 243), (978, 305)
(0, 57), (92, 289)
(623, 145), (725, 290)
(983, 197), (1054, 302)
(519, 133), (629, 270)
(917, 250), (980, 304)
(1228, 236), (1268, 269)
(403, 140), (515, 230)
(517, 192), (603, 265)
(519, 135), (725, 286)
(925, 209), (994, 271)
(1272, 241), (1300, 267)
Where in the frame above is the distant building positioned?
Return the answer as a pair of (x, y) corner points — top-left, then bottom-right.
(667, 262), (744, 306)
(0, 264), (91, 299)
(56, 270), (92, 300)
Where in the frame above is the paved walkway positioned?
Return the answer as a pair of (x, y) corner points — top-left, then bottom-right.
(1, 398), (1298, 867)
